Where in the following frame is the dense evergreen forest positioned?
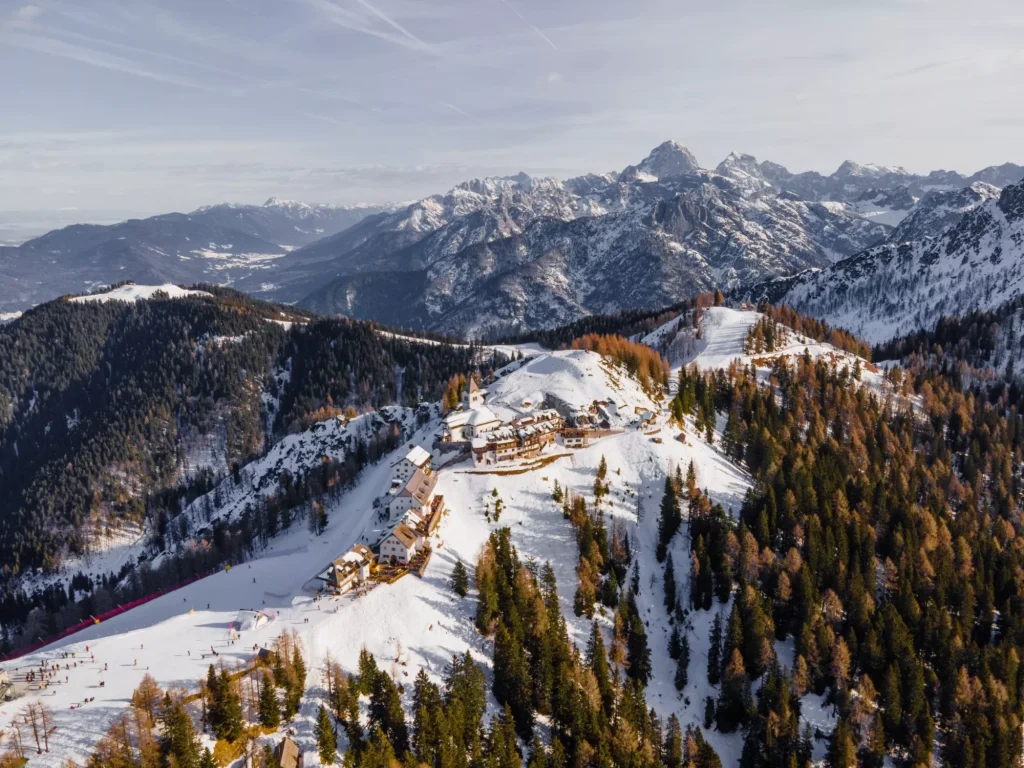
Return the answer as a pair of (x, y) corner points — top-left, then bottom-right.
(0, 287), (484, 578)
(874, 296), (1024, 412)
(667, 342), (1024, 766)
(498, 301), (699, 349)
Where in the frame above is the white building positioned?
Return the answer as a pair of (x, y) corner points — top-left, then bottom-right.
(386, 467), (438, 524)
(442, 376), (497, 441)
(319, 544), (376, 594)
(380, 523), (420, 564)
(390, 445), (431, 488)
(465, 377), (486, 409)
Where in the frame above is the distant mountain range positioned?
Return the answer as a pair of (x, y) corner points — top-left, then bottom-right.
(2, 143), (1022, 336)
(744, 179), (1024, 344)
(0, 199), (393, 312)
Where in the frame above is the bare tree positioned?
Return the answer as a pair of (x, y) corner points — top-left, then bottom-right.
(20, 703), (41, 754)
(38, 703), (56, 752)
(131, 674), (163, 721)
(6, 719), (26, 760)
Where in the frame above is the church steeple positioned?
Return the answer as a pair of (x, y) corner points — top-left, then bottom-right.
(464, 375), (485, 410)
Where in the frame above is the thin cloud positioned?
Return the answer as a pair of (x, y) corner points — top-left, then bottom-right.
(42, 25), (254, 84)
(302, 111), (352, 128)
(2, 29), (209, 89)
(301, 0), (438, 56)
(441, 101), (472, 118)
(495, 0), (557, 50)
(352, 0), (432, 50)
(12, 5), (42, 26)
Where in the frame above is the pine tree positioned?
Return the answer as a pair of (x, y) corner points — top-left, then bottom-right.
(664, 714), (683, 768)
(664, 551), (677, 612)
(200, 748), (217, 768)
(361, 727), (397, 768)
(205, 665), (222, 734)
(707, 613), (723, 686)
(217, 669), (244, 743)
(358, 646), (379, 695)
(657, 477), (681, 561)
(369, 668), (410, 756)
(315, 704), (338, 764)
(626, 611), (652, 686)
(450, 559), (469, 597)
(669, 625), (682, 660)
(825, 718), (857, 768)
(674, 634), (690, 692)
(160, 694), (202, 768)
(258, 672), (281, 729)
(586, 621), (614, 716)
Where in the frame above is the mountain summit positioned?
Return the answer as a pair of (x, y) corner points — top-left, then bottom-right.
(620, 140), (701, 181)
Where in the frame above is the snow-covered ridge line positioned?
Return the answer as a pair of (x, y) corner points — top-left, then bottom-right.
(68, 284), (212, 304)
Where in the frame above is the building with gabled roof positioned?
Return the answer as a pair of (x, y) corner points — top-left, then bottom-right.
(390, 444), (432, 488)
(275, 736), (302, 768)
(318, 543), (376, 594)
(471, 409), (563, 465)
(380, 522), (420, 564)
(386, 466), (438, 523)
(465, 376), (486, 410)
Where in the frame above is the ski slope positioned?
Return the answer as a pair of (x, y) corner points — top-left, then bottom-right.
(1, 337), (837, 767)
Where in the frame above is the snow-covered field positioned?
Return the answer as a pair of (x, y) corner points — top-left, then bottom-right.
(647, 306), (888, 397)
(487, 349), (660, 425)
(68, 284), (211, 304)
(2, 311), (852, 766)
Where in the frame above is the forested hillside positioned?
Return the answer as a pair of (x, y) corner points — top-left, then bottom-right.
(874, 296), (1024, 412)
(0, 286), (485, 578)
(668, 345), (1024, 766)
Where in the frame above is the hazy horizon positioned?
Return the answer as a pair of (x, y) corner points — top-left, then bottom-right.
(3, 0), (1023, 227)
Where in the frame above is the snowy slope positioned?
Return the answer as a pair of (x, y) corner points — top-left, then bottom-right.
(487, 349), (660, 424)
(747, 180), (1024, 344)
(644, 306), (887, 397)
(1, 345), (844, 767)
(68, 283), (212, 303)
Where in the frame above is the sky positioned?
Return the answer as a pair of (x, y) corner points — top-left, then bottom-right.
(1, 0), (1023, 224)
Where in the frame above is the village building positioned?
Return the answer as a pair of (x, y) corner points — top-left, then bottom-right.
(443, 405), (502, 442)
(319, 543), (375, 594)
(380, 523), (420, 564)
(442, 375), (500, 442)
(471, 409), (563, 465)
(637, 409), (656, 427)
(386, 467), (438, 524)
(464, 377), (486, 409)
(389, 445), (431, 490)
(562, 428), (590, 449)
(275, 736), (302, 768)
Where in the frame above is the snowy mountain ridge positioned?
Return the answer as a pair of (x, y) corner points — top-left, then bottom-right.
(744, 179), (1024, 344)
(1, 306), (874, 767)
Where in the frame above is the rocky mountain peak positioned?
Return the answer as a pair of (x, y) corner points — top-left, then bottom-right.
(620, 140), (701, 182)
(714, 153), (771, 195)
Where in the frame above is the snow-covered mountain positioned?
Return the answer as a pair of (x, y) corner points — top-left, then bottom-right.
(0, 199), (390, 313)
(759, 156), (1023, 203)
(745, 179), (1024, 344)
(2, 143), (1021, 329)
(885, 182), (1000, 244)
(289, 146), (898, 335)
(191, 197), (394, 248)
(0, 213), (287, 312)
(1, 307), (868, 767)
(619, 139), (701, 182)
